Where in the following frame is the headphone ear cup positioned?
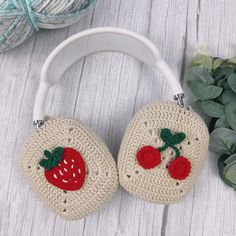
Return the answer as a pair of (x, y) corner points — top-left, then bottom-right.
(118, 102), (209, 203)
(20, 118), (118, 220)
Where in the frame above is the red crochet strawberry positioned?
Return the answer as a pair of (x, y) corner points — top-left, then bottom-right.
(39, 147), (86, 191)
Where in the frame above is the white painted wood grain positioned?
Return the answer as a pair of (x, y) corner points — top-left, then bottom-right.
(0, 0), (236, 235)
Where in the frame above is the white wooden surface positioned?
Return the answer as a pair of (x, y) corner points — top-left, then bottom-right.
(1, 0), (236, 235)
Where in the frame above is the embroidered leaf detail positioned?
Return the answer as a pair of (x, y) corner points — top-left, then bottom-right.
(171, 133), (186, 145)
(160, 129), (173, 143)
(39, 147), (64, 170)
(39, 159), (51, 171)
(159, 128), (186, 157)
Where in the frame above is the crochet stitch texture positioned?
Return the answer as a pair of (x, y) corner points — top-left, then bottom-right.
(20, 118), (118, 220)
(118, 101), (209, 203)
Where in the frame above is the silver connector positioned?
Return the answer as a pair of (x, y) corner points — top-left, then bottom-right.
(33, 120), (44, 128)
(173, 93), (185, 108)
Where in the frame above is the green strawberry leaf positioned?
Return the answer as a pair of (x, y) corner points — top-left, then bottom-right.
(52, 147), (64, 156)
(39, 159), (51, 170)
(44, 150), (53, 161)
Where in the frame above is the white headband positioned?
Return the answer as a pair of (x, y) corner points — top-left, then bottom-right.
(33, 27), (184, 127)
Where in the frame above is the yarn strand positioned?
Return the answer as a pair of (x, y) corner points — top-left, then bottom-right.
(17, 0), (38, 30)
(0, 0), (97, 53)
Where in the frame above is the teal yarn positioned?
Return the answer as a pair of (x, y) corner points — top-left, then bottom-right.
(0, 0), (97, 53)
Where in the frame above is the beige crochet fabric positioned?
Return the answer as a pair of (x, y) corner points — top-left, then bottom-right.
(118, 101), (209, 203)
(20, 118), (118, 220)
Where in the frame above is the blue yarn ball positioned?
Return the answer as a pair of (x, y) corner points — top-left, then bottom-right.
(0, 0), (97, 52)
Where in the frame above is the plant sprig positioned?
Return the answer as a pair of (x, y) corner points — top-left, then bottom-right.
(186, 54), (236, 189)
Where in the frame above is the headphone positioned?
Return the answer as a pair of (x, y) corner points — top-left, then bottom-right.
(20, 27), (209, 220)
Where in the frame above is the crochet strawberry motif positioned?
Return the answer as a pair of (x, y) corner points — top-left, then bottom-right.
(39, 147), (86, 191)
(136, 128), (191, 180)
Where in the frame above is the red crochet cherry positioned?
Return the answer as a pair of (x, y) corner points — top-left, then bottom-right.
(136, 146), (161, 169)
(168, 157), (191, 180)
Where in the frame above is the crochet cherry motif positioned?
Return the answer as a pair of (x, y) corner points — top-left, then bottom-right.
(39, 147), (86, 191)
(136, 128), (191, 180)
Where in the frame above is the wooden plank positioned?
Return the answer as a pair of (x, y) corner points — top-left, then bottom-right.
(165, 1), (236, 236)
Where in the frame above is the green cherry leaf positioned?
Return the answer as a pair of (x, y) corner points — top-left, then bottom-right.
(171, 133), (186, 145)
(189, 81), (223, 100)
(160, 129), (173, 143)
(225, 102), (236, 131)
(227, 73), (236, 93)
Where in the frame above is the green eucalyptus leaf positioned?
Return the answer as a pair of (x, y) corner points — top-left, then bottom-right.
(228, 73), (236, 93)
(224, 153), (236, 165)
(214, 66), (234, 79)
(214, 116), (229, 129)
(189, 54), (212, 71)
(223, 81), (231, 90)
(228, 56), (236, 64)
(210, 128), (236, 155)
(224, 160), (236, 184)
(222, 90), (236, 105)
(213, 58), (224, 70)
(225, 102), (236, 131)
(196, 100), (224, 118)
(218, 155), (236, 189)
(188, 81), (223, 100)
(217, 78), (227, 87)
(185, 66), (214, 84)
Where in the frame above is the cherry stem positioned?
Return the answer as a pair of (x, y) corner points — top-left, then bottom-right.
(158, 144), (180, 157)
(158, 144), (169, 152)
